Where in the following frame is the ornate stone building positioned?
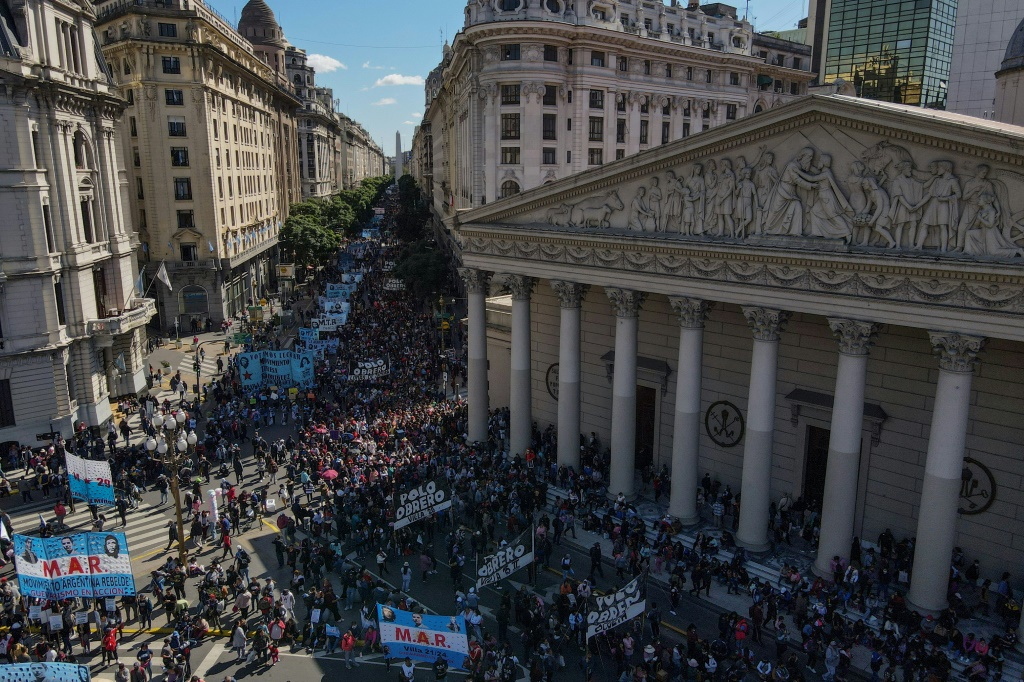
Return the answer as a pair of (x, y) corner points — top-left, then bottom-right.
(456, 94), (1024, 615)
(339, 114), (386, 189)
(286, 44), (341, 199)
(95, 0), (302, 329)
(0, 0), (154, 443)
(417, 0), (813, 216)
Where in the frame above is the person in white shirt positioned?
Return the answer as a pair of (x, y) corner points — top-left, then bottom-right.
(401, 658), (416, 682)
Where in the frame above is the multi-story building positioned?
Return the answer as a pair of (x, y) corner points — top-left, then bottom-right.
(0, 0), (155, 442)
(806, 0), (958, 108)
(95, 0), (302, 331)
(417, 0), (813, 215)
(339, 115), (386, 189)
(946, 0), (1024, 119)
(286, 45), (342, 199)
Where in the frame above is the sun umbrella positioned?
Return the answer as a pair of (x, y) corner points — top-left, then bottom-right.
(321, 469), (339, 480)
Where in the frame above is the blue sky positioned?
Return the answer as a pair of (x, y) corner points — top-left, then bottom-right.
(204, 0), (809, 157)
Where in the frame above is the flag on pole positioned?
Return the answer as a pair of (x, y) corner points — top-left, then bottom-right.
(134, 271), (145, 297)
(114, 353), (127, 374)
(156, 261), (173, 291)
(208, 240), (215, 253)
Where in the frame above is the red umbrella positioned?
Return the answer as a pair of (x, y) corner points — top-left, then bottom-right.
(321, 469), (339, 480)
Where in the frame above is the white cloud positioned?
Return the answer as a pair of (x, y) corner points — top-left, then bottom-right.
(402, 121), (419, 125)
(362, 61), (392, 70)
(372, 97), (397, 106)
(375, 73), (424, 87)
(411, 112), (422, 119)
(307, 54), (347, 73)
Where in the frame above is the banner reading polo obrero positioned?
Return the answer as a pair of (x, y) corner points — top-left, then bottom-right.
(65, 453), (114, 505)
(393, 478), (452, 530)
(476, 529), (534, 589)
(585, 572), (647, 640)
(377, 604), (469, 669)
(0, 661), (92, 682)
(12, 532), (135, 600)
(237, 350), (315, 390)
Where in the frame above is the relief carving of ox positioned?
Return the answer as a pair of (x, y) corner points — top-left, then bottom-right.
(545, 190), (624, 228)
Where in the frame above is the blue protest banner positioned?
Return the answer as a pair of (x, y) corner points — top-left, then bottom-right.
(377, 605), (469, 669)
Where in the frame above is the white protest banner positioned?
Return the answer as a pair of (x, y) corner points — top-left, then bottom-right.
(394, 479), (452, 530)
(476, 530), (534, 589)
(48, 614), (63, 631)
(346, 358), (389, 381)
(65, 453), (114, 505)
(384, 278), (405, 291)
(75, 612), (89, 625)
(0, 662), (93, 682)
(585, 572), (646, 640)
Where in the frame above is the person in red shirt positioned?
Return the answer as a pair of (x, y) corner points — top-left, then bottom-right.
(54, 502), (67, 529)
(102, 629), (119, 666)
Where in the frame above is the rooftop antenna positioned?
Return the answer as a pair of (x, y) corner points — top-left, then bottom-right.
(745, 0), (750, 22)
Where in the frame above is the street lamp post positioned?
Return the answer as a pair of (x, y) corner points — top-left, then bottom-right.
(146, 410), (197, 566)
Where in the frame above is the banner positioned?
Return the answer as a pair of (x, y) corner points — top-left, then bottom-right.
(299, 327), (319, 342)
(394, 479), (452, 530)
(585, 573), (646, 640)
(382, 260), (395, 272)
(237, 350), (315, 389)
(477, 530), (534, 589)
(377, 605), (469, 669)
(346, 358), (389, 381)
(303, 340), (328, 360)
(65, 453), (114, 506)
(12, 532), (136, 600)
(0, 662), (92, 682)
(276, 265), (295, 279)
(384, 278), (405, 292)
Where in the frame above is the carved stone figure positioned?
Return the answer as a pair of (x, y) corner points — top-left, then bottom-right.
(186, 19), (199, 42)
(917, 161), (961, 251)
(855, 176), (896, 248)
(567, 190), (624, 227)
(628, 187), (655, 231)
(763, 148), (817, 236)
(663, 170), (685, 233)
(703, 159), (718, 234)
(683, 163), (706, 235)
(647, 177), (663, 231)
(956, 164), (995, 252)
(734, 166), (756, 238)
(805, 154), (853, 242)
(847, 161), (870, 216)
(964, 193), (1023, 258)
(713, 159), (736, 236)
(887, 161), (924, 249)
(753, 151), (779, 234)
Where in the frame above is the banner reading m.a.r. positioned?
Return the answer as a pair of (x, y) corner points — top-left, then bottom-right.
(393, 479), (452, 530)
(586, 573), (646, 640)
(12, 532), (136, 600)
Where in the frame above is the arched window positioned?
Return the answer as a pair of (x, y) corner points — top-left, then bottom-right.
(545, 0), (561, 12)
(501, 0), (519, 11)
(500, 180), (520, 198)
(179, 285), (209, 315)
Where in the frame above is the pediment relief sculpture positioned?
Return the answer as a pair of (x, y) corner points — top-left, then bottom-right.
(517, 131), (1024, 262)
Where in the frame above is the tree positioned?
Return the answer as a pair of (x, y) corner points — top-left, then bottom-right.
(279, 213), (341, 270)
(394, 175), (430, 242)
(394, 240), (447, 299)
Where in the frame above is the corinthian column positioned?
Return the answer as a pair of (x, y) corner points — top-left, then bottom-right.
(814, 319), (880, 578)
(668, 297), (712, 524)
(506, 275), (535, 458)
(736, 307), (790, 552)
(551, 280), (589, 471)
(460, 268), (492, 444)
(908, 332), (984, 613)
(606, 288), (646, 499)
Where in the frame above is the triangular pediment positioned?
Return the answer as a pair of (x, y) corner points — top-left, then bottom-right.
(459, 95), (1024, 262)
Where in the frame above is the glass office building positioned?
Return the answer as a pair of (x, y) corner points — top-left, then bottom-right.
(824, 0), (957, 108)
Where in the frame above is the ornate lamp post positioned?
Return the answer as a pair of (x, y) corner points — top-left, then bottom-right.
(146, 410), (195, 566)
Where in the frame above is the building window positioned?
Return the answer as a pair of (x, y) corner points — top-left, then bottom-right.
(171, 147), (189, 166)
(590, 50), (605, 67)
(542, 147), (556, 165)
(726, 104), (738, 120)
(616, 148), (625, 160)
(544, 45), (558, 62)
(567, 49), (572, 65)
(643, 59), (651, 75)
(665, 64), (672, 77)
(501, 147), (520, 164)
(542, 114), (557, 140)
(686, 66), (693, 80)
(683, 122), (690, 137)
(501, 84), (521, 105)
(165, 89), (184, 105)
(588, 148), (603, 166)
(640, 99), (649, 114)
(501, 44), (521, 61)
(793, 57), (802, 70)
(136, 178), (144, 199)
(54, 280), (66, 326)
(661, 121), (670, 144)
(618, 56), (628, 72)
(616, 119), (626, 143)
(790, 82), (800, 95)
(500, 113), (521, 140)
(589, 90), (604, 109)
(42, 204), (55, 252)
(180, 243), (198, 262)
(617, 96), (626, 113)
(500, 180), (520, 198)
(706, 70), (713, 83)
(639, 120), (649, 144)
(167, 116), (186, 136)
(176, 210), (195, 229)
(132, 147), (140, 167)
(566, 150), (571, 164)
(543, 85), (557, 106)
(173, 177), (192, 200)
(566, 118), (571, 131)
(158, 22), (177, 37)
(662, 101), (671, 115)
(730, 72), (740, 86)
(126, 89), (134, 105)
(588, 116), (603, 142)
(500, 0), (518, 10)
(161, 56), (181, 74)
(129, 117), (137, 137)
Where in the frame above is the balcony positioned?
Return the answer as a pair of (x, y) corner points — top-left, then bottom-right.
(167, 259), (217, 270)
(86, 298), (157, 336)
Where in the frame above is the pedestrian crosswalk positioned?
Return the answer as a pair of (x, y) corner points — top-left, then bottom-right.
(4, 494), (177, 570)
(174, 353), (225, 381)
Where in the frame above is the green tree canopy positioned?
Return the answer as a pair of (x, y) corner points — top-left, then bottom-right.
(393, 239), (447, 299)
(279, 213), (342, 270)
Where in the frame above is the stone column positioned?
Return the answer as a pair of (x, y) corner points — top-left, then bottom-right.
(460, 268), (492, 444)
(907, 332), (984, 613)
(552, 280), (589, 471)
(506, 275), (535, 458)
(667, 297), (712, 524)
(736, 307), (790, 552)
(813, 319), (880, 578)
(606, 288), (646, 499)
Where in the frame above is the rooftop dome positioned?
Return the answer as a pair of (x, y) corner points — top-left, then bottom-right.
(1001, 17), (1024, 72)
(238, 0), (285, 48)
